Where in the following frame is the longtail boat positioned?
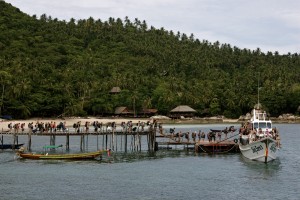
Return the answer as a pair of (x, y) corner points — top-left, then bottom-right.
(16, 145), (107, 160)
(0, 143), (24, 150)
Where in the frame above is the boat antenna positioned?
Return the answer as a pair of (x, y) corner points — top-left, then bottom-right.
(257, 73), (260, 109)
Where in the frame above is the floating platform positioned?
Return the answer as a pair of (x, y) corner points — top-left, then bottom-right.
(155, 133), (240, 154)
(195, 141), (240, 153)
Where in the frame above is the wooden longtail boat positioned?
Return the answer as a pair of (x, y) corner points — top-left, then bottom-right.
(0, 143), (24, 150)
(16, 145), (106, 160)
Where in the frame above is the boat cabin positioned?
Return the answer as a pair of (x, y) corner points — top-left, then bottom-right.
(252, 122), (272, 130)
(250, 108), (273, 136)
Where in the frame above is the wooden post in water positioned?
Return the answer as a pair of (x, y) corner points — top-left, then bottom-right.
(139, 133), (142, 151)
(125, 128), (128, 153)
(148, 124), (156, 152)
(12, 132), (16, 150)
(50, 135), (56, 146)
(121, 128), (123, 151)
(147, 130), (150, 151)
(110, 127), (115, 151)
(102, 132), (104, 150)
(97, 134), (99, 150)
(28, 132), (32, 151)
(105, 126), (108, 150)
(66, 133), (70, 150)
(115, 131), (118, 152)
(1, 135), (3, 148)
(80, 134), (85, 151)
(86, 134), (89, 151)
(133, 134), (136, 151)
(105, 134), (108, 150)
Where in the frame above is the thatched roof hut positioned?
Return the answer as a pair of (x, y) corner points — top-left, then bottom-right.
(169, 105), (197, 118)
(110, 87), (121, 94)
(170, 105), (196, 113)
(141, 108), (158, 117)
(114, 106), (130, 115)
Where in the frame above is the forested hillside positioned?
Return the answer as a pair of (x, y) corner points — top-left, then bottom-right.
(1, 1), (300, 119)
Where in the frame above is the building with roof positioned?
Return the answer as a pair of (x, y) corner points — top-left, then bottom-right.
(169, 105), (197, 119)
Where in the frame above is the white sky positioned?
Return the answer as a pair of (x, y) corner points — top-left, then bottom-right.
(4, 0), (300, 54)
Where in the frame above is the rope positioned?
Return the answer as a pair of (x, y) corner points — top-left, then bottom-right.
(215, 132), (240, 144)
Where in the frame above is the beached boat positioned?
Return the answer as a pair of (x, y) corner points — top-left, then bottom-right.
(16, 145), (106, 160)
(239, 104), (280, 163)
(0, 143), (24, 149)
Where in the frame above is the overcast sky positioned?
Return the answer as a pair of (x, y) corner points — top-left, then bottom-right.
(5, 0), (300, 54)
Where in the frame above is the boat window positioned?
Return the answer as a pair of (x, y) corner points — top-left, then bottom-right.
(259, 123), (266, 128)
(253, 122), (259, 129)
(253, 122), (272, 129)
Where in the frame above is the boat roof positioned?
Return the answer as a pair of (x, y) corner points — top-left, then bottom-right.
(251, 108), (272, 123)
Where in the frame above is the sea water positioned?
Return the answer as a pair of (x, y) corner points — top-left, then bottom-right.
(0, 124), (299, 200)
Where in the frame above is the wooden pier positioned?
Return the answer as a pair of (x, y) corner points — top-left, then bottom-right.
(1, 121), (240, 154)
(0, 125), (157, 152)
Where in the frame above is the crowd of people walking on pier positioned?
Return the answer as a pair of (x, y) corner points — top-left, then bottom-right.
(3, 120), (238, 144)
(4, 120), (154, 134)
(167, 126), (237, 143)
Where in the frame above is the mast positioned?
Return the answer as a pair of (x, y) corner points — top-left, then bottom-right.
(257, 73), (259, 107)
(257, 73), (260, 109)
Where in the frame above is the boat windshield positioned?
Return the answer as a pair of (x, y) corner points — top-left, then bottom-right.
(253, 122), (272, 129)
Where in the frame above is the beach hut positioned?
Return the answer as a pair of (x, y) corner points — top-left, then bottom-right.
(141, 108), (158, 117)
(114, 106), (132, 117)
(109, 87), (121, 94)
(169, 105), (197, 119)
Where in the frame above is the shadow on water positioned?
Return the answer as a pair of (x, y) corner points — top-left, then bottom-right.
(2, 148), (241, 165)
(2, 149), (196, 165)
(239, 154), (282, 179)
(110, 149), (195, 163)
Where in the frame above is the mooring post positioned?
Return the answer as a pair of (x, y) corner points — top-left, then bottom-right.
(86, 134), (89, 151)
(125, 128), (128, 153)
(12, 132), (16, 150)
(1, 134), (3, 148)
(147, 130), (150, 151)
(115, 132), (118, 152)
(66, 133), (69, 150)
(105, 134), (108, 150)
(50, 135), (56, 146)
(148, 125), (152, 151)
(80, 134), (85, 151)
(121, 128), (123, 151)
(80, 135), (82, 151)
(102, 131), (104, 150)
(112, 129), (114, 151)
(139, 133), (142, 151)
(28, 132), (32, 151)
(150, 124), (157, 152)
(97, 134), (99, 150)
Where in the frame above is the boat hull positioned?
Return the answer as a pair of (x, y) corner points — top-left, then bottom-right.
(239, 137), (277, 163)
(0, 143), (24, 149)
(18, 151), (103, 160)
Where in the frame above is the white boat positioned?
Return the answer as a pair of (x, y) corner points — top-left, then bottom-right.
(239, 104), (280, 163)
